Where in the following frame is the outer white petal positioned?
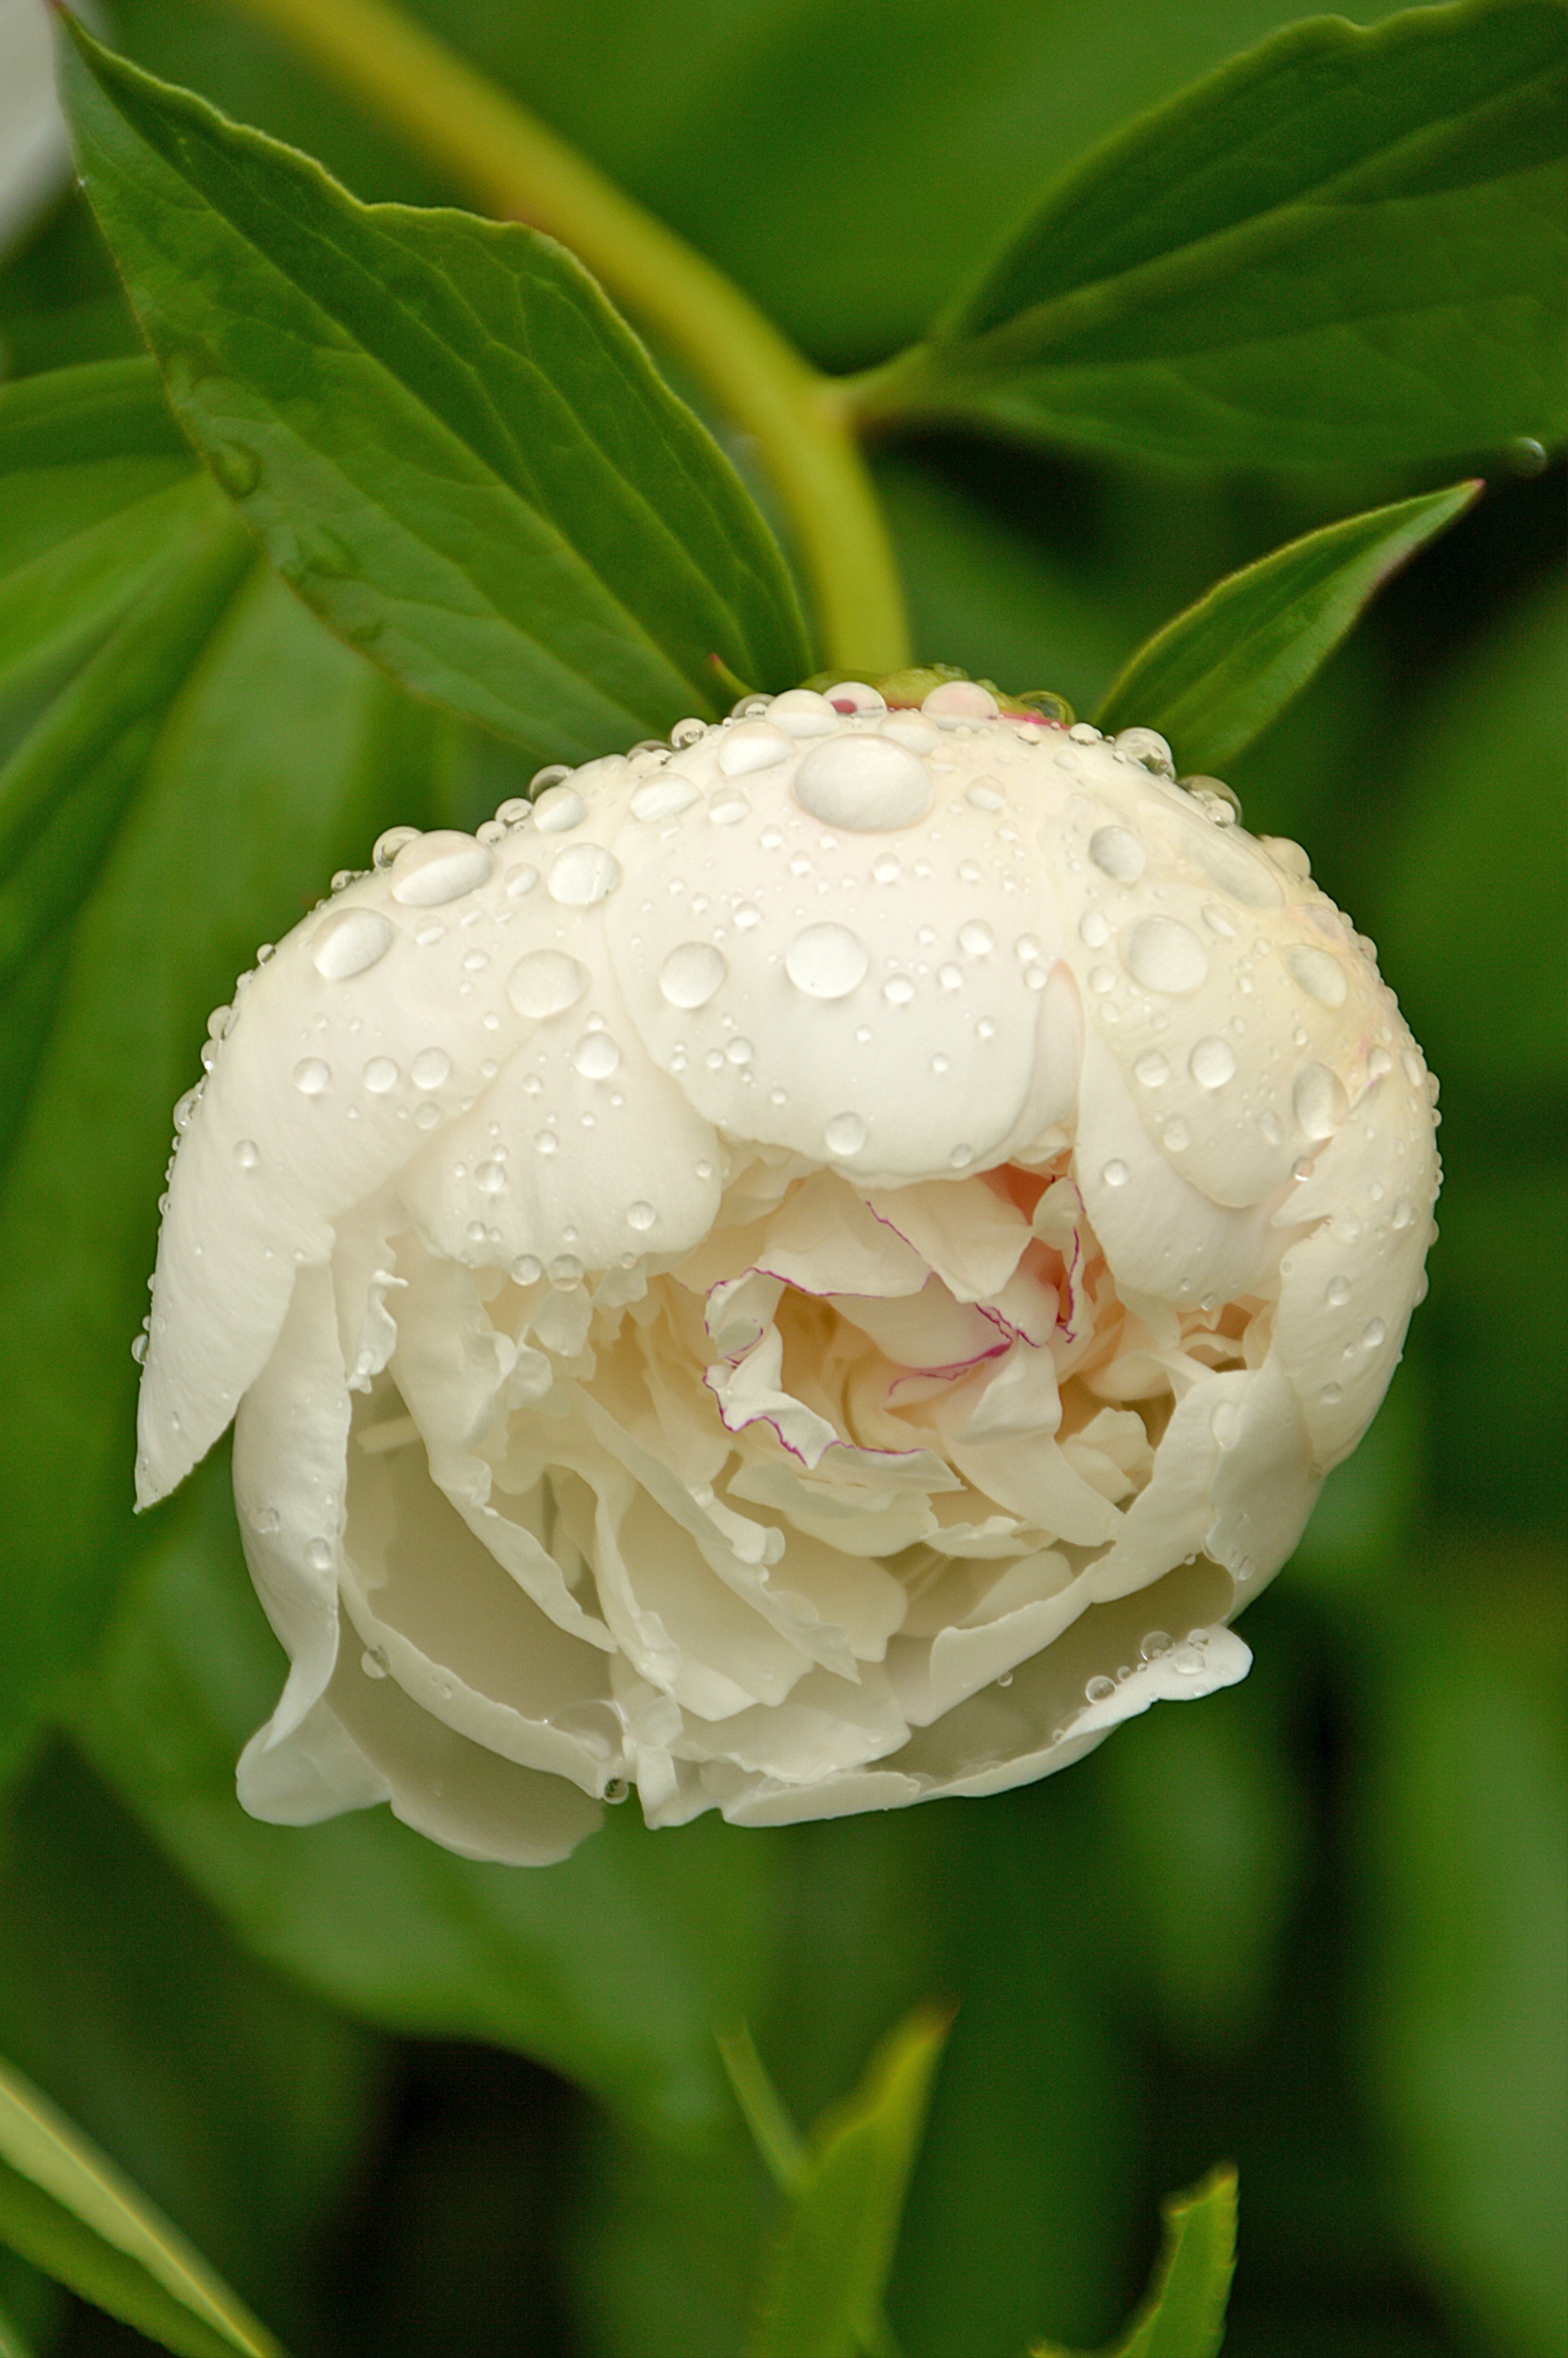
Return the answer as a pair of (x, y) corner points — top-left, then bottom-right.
(1087, 1371), (1250, 1602)
(0, 0), (69, 251)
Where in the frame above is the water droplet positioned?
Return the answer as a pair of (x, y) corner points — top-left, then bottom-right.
(1189, 1035), (1237, 1089)
(1080, 910), (1111, 949)
(511, 1253), (543, 1286)
(1257, 1109), (1283, 1145)
(1391, 1196), (1414, 1231)
(718, 721), (790, 777)
(949, 1143), (974, 1169)
(882, 973), (915, 1005)
(232, 1137), (260, 1170)
(880, 713), (941, 754)
(965, 779), (1004, 811)
(1089, 825), (1146, 881)
(659, 942), (727, 1009)
(1326, 1275), (1351, 1307)
(1286, 944), (1349, 1007)
(922, 680), (998, 726)
(534, 785), (587, 833)
(548, 843), (621, 906)
(573, 1032), (621, 1079)
(373, 826), (419, 868)
(1318, 1381), (1343, 1407)
(793, 735), (933, 832)
(211, 441), (260, 497)
(1102, 1158), (1130, 1187)
(508, 949), (589, 1019)
(785, 921), (870, 998)
(550, 1253), (584, 1288)
(1124, 916), (1209, 995)
(1084, 1673), (1117, 1703)
(958, 919), (995, 956)
(1113, 726), (1174, 777)
(414, 918), (446, 949)
(1163, 1117), (1192, 1151)
(1140, 1630), (1173, 1661)
(726, 1037), (754, 1065)
(504, 863), (540, 898)
(361, 1647), (389, 1679)
(707, 793), (750, 826)
(311, 904), (395, 979)
(1363, 1317), (1387, 1349)
(390, 831), (494, 906)
(305, 1537), (334, 1572)
(1134, 1051), (1170, 1087)
(293, 1058), (331, 1096)
(671, 716), (707, 749)
(825, 1110), (867, 1156)
(768, 687), (840, 737)
(1508, 434), (1549, 476)
(411, 1047), (451, 1091)
(938, 963), (965, 991)
(130, 1330), (150, 1364)
(1294, 1062), (1349, 1140)
(626, 1200), (657, 1232)
(474, 1157), (506, 1194)
(631, 776), (699, 825)
(534, 1128), (558, 1156)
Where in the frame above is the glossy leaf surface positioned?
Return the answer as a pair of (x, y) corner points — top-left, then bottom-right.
(60, 24), (811, 753)
(860, 0), (1567, 471)
(1095, 482), (1479, 771)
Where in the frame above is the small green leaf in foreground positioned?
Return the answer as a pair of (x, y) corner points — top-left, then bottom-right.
(854, 0), (1566, 472)
(1095, 482), (1480, 774)
(748, 2004), (950, 2358)
(58, 19), (811, 757)
(1033, 2166), (1237, 2358)
(0, 2053), (288, 2358)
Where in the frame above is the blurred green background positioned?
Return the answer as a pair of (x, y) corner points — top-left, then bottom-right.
(0, 3), (1562, 2354)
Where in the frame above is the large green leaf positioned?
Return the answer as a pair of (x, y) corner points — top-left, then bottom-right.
(60, 23), (811, 752)
(852, 0), (1567, 471)
(73, 1454), (778, 2146)
(0, 362), (441, 1755)
(0, 2051), (288, 2358)
(748, 2005), (949, 2358)
(1033, 2168), (1237, 2358)
(1095, 482), (1479, 772)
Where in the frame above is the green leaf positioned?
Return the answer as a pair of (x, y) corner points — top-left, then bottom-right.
(1033, 2167), (1237, 2358)
(748, 2004), (949, 2358)
(73, 1455), (777, 2147)
(0, 363), (442, 1756)
(1357, 1556), (1567, 2358)
(1095, 482), (1479, 772)
(857, 0), (1567, 472)
(0, 2051), (288, 2358)
(59, 22), (811, 753)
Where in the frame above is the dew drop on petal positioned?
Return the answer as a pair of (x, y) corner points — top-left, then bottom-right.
(793, 735), (934, 831)
(825, 1110), (867, 1156)
(1363, 1317), (1387, 1349)
(1163, 1118), (1192, 1152)
(512, 1253), (542, 1285)
(626, 1200), (657, 1232)
(573, 1033), (621, 1079)
(1084, 1673), (1117, 1703)
(411, 1047), (452, 1091)
(879, 713), (941, 754)
(390, 831), (495, 906)
(373, 826), (419, 869)
(1103, 1158), (1130, 1187)
(768, 688), (841, 737)
(1293, 1061), (1349, 1140)
(509, 949), (589, 1020)
(504, 863), (539, 897)
(363, 1057), (399, 1094)
(659, 942), (727, 1009)
(1286, 943), (1349, 1006)
(1089, 825), (1146, 881)
(785, 922), (870, 998)
(922, 680), (998, 726)
(1134, 1051), (1170, 1088)
(965, 780), (1004, 811)
(1124, 917), (1209, 995)
(533, 785), (587, 833)
(958, 920), (995, 956)
(1391, 1196), (1415, 1230)
(718, 721), (791, 777)
(1080, 910), (1111, 949)
(474, 1158), (506, 1194)
(548, 843), (621, 905)
(233, 1138), (260, 1168)
(734, 902), (762, 931)
(882, 973), (915, 1005)
(631, 776), (700, 822)
(293, 1057), (331, 1095)
(1326, 1276), (1351, 1307)
(1114, 726), (1175, 777)
(1189, 1035), (1237, 1088)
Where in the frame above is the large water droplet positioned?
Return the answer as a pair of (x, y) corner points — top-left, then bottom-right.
(233, 1138), (260, 1169)
(922, 680), (998, 726)
(411, 1047), (452, 1091)
(1113, 726), (1174, 777)
(768, 688), (840, 737)
(1286, 943), (1349, 1007)
(825, 1111), (867, 1156)
(1124, 916), (1209, 995)
(508, 949), (589, 1020)
(373, 826), (420, 868)
(391, 831), (494, 906)
(1294, 1061), (1349, 1139)
(659, 941), (727, 1009)
(293, 1058), (331, 1096)
(474, 1158), (506, 1195)
(626, 1200), (657, 1232)
(573, 1032), (621, 1079)
(548, 843), (621, 906)
(879, 713), (941, 755)
(883, 973), (915, 1004)
(534, 785), (587, 833)
(1089, 825), (1146, 881)
(311, 904), (395, 979)
(1363, 1317), (1387, 1349)
(363, 1056), (399, 1093)
(958, 920), (995, 956)
(793, 735), (934, 832)
(785, 922), (870, 998)
(632, 775), (699, 822)
(1134, 1050), (1170, 1088)
(965, 779), (1004, 811)
(718, 721), (791, 777)
(1189, 1034), (1237, 1089)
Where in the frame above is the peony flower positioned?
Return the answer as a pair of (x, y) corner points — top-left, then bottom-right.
(135, 676), (1439, 1864)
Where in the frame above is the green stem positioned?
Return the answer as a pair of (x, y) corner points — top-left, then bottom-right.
(211, 0), (911, 675)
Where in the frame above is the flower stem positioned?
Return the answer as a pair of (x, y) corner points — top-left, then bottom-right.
(211, 0), (911, 676)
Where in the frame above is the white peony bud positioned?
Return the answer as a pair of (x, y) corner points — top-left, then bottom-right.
(136, 686), (1439, 1864)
